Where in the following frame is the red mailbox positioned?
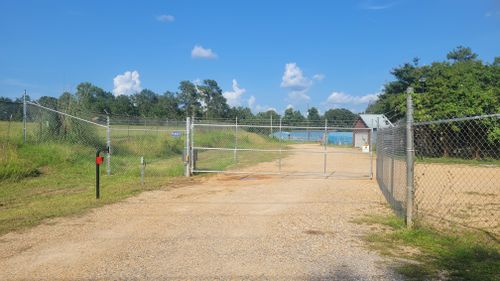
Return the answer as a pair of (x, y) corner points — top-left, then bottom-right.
(96, 156), (104, 165)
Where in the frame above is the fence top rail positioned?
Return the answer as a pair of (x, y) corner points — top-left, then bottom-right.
(26, 101), (108, 128)
(414, 113), (500, 126)
(192, 123), (372, 131)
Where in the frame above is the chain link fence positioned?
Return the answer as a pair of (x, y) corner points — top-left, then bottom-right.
(377, 111), (499, 239)
(190, 118), (374, 178)
(0, 99), (187, 189)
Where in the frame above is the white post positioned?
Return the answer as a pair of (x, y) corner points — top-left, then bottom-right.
(190, 116), (195, 174)
(369, 128), (374, 179)
(234, 117), (238, 162)
(140, 156), (145, 185)
(185, 117), (191, 177)
(406, 88), (415, 228)
(270, 115), (273, 137)
(22, 90), (27, 144)
(106, 115), (111, 176)
(323, 118), (328, 175)
(279, 117), (283, 173)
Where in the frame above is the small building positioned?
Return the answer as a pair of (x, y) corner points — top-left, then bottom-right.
(353, 114), (393, 148)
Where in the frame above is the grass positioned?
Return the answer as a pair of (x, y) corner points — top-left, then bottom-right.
(354, 214), (500, 281)
(0, 121), (283, 235)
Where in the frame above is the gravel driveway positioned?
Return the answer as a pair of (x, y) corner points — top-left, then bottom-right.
(0, 146), (402, 280)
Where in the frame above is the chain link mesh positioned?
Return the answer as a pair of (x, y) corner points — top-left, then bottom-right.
(378, 114), (499, 239)
(0, 100), (187, 189)
(192, 118), (373, 178)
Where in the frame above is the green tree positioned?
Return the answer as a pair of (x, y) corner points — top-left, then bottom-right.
(446, 46), (478, 62)
(324, 108), (357, 127)
(112, 95), (136, 116)
(131, 89), (158, 117)
(178, 81), (201, 118)
(198, 79), (229, 119)
(307, 107), (321, 125)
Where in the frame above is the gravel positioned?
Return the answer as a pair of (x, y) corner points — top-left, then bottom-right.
(0, 146), (403, 280)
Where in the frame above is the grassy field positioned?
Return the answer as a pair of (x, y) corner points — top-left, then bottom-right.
(354, 214), (500, 281)
(0, 120), (284, 235)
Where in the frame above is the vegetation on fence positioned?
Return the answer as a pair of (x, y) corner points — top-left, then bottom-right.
(354, 214), (500, 281)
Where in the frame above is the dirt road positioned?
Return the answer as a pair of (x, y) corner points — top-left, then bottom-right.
(0, 145), (401, 280)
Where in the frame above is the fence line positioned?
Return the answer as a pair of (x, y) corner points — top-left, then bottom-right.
(377, 93), (499, 239)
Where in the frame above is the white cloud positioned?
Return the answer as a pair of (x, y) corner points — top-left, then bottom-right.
(247, 95), (256, 108)
(313, 74), (325, 81)
(280, 63), (311, 90)
(280, 63), (316, 103)
(156, 14), (175, 22)
(286, 104), (293, 110)
(191, 45), (218, 59)
(113, 70), (142, 96)
(359, 0), (397, 10)
(326, 91), (379, 105)
(222, 79), (246, 107)
(255, 105), (276, 113)
(288, 90), (310, 102)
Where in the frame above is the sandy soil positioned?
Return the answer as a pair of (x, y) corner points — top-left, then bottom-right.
(414, 163), (500, 237)
(0, 144), (401, 280)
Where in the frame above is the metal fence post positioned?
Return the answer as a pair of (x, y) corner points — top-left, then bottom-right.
(22, 90), (27, 144)
(106, 114), (111, 176)
(406, 87), (415, 228)
(323, 118), (328, 175)
(278, 117), (283, 173)
(185, 117), (191, 177)
(190, 116), (195, 174)
(270, 115), (273, 136)
(369, 128), (374, 179)
(140, 156), (145, 185)
(234, 117), (238, 162)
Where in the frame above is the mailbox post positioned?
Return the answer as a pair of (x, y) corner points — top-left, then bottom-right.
(96, 147), (109, 199)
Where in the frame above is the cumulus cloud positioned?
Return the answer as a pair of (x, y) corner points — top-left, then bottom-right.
(191, 45), (218, 59)
(222, 79), (246, 107)
(281, 63), (311, 90)
(280, 63), (316, 103)
(313, 74), (325, 81)
(247, 95), (256, 108)
(156, 14), (175, 22)
(323, 92), (379, 112)
(113, 71), (142, 96)
(325, 91), (379, 107)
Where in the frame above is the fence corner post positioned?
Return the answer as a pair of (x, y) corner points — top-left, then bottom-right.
(406, 87), (415, 228)
(22, 90), (27, 144)
(185, 117), (191, 177)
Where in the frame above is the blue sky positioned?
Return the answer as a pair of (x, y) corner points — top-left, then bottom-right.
(0, 0), (499, 113)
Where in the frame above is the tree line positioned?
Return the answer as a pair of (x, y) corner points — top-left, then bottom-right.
(0, 79), (359, 126)
(366, 46), (499, 122)
(366, 46), (499, 159)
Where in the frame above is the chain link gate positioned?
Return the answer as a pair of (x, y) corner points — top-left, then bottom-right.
(187, 118), (374, 179)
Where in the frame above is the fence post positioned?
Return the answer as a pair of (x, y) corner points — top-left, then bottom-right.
(278, 117), (283, 173)
(369, 127), (374, 179)
(106, 114), (111, 176)
(323, 118), (328, 176)
(140, 156), (145, 185)
(22, 90), (27, 144)
(234, 117), (238, 162)
(406, 87), (415, 228)
(270, 115), (273, 136)
(185, 117), (191, 177)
